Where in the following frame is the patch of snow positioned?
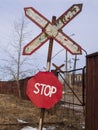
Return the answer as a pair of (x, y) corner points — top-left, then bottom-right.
(17, 118), (28, 123)
(21, 126), (46, 130)
(46, 126), (55, 130)
(21, 126), (37, 130)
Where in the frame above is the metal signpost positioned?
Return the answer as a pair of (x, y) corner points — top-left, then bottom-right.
(23, 3), (83, 130)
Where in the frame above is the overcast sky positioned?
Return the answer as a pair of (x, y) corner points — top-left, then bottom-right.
(0, 0), (98, 79)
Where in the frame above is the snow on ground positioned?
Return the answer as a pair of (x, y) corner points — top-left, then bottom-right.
(21, 126), (46, 130)
(18, 119), (55, 130)
(21, 126), (56, 130)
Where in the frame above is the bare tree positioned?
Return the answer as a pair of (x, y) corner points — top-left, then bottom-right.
(0, 17), (38, 98)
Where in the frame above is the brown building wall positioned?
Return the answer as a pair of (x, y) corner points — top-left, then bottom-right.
(86, 52), (98, 130)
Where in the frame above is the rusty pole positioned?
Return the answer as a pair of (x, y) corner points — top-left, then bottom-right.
(38, 16), (56, 130)
(46, 16), (56, 71)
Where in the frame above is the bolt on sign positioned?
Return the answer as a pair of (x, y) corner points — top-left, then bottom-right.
(26, 71), (63, 109)
(23, 4), (83, 55)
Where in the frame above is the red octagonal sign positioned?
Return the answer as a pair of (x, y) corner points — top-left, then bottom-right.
(26, 71), (63, 109)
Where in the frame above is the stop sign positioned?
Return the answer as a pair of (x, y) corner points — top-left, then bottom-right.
(26, 71), (63, 109)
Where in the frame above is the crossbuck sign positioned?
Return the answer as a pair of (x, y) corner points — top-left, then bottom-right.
(23, 4), (83, 55)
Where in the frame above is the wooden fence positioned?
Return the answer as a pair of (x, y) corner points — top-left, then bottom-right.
(0, 77), (31, 99)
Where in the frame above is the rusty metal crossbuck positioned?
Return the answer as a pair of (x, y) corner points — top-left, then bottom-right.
(23, 4), (83, 55)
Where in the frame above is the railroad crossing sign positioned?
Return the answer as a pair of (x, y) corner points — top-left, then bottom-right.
(52, 63), (65, 73)
(23, 4), (83, 55)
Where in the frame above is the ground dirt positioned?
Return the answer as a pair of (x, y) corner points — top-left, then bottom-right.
(0, 94), (85, 130)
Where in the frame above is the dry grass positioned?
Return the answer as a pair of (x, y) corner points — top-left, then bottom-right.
(0, 94), (85, 130)
(0, 94), (39, 122)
